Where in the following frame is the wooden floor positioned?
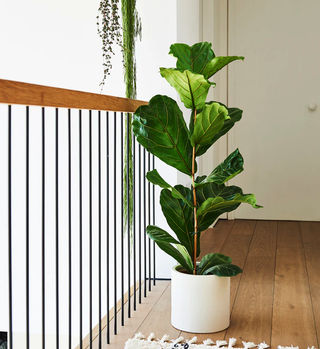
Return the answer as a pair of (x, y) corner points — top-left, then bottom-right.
(95, 220), (320, 349)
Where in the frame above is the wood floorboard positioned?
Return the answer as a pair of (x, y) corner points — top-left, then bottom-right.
(248, 220), (278, 257)
(90, 220), (320, 348)
(300, 221), (320, 244)
(137, 283), (180, 339)
(222, 222), (256, 309)
(225, 221), (277, 344)
(229, 219), (257, 235)
(300, 222), (320, 348)
(277, 220), (302, 249)
(90, 281), (170, 349)
(198, 220), (235, 258)
(271, 221), (318, 347)
(303, 241), (320, 349)
(226, 257), (275, 344)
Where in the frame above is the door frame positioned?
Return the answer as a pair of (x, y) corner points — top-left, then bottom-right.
(226, 0), (236, 220)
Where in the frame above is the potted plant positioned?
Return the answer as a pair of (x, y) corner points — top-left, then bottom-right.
(132, 42), (262, 333)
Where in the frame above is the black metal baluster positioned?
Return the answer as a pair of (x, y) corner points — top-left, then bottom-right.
(121, 113), (124, 326)
(113, 112), (117, 335)
(153, 155), (156, 286)
(8, 105), (13, 349)
(79, 110), (83, 349)
(98, 111), (102, 349)
(106, 112), (110, 344)
(127, 114), (131, 318)
(133, 136), (136, 311)
(68, 109), (72, 349)
(138, 144), (141, 304)
(89, 111), (93, 348)
(26, 106), (30, 349)
(143, 149), (146, 297)
(148, 152), (151, 292)
(55, 108), (59, 349)
(42, 107), (46, 349)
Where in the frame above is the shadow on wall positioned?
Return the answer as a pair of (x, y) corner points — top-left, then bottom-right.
(0, 332), (7, 349)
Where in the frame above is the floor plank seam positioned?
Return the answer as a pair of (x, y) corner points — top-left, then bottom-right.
(225, 220), (257, 340)
(269, 221), (279, 347)
(219, 220), (235, 253)
(299, 222), (320, 348)
(136, 282), (172, 336)
(220, 220), (236, 341)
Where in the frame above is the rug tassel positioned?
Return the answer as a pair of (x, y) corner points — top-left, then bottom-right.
(243, 341), (257, 349)
(148, 333), (156, 341)
(203, 339), (215, 346)
(174, 337), (184, 344)
(258, 342), (269, 349)
(160, 334), (170, 344)
(134, 332), (146, 340)
(216, 340), (228, 347)
(188, 337), (198, 344)
(228, 338), (237, 347)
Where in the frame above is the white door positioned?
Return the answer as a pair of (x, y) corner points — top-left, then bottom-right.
(226, 0), (320, 221)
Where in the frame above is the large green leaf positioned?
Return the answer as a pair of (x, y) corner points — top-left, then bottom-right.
(196, 183), (262, 231)
(147, 225), (193, 272)
(195, 103), (243, 157)
(160, 68), (213, 111)
(160, 187), (201, 257)
(175, 244), (194, 272)
(147, 225), (181, 245)
(169, 42), (215, 76)
(157, 241), (193, 274)
(204, 264), (243, 277)
(203, 56), (245, 79)
(133, 95), (195, 175)
(160, 188), (193, 251)
(146, 169), (193, 207)
(146, 169), (171, 189)
(197, 253), (232, 275)
(169, 43), (244, 80)
(194, 149), (244, 188)
(190, 103), (229, 147)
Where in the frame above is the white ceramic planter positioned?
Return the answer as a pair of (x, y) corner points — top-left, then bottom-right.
(171, 265), (230, 333)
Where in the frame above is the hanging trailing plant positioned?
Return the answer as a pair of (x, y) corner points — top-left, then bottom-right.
(97, 0), (122, 88)
(97, 0), (141, 237)
(122, 0), (141, 238)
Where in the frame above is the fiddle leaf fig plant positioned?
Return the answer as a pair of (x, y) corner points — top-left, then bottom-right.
(132, 42), (262, 276)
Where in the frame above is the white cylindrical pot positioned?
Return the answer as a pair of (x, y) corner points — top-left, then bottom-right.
(171, 265), (230, 333)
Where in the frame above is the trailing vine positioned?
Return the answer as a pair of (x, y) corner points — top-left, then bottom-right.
(122, 0), (142, 239)
(97, 0), (141, 239)
(97, 0), (122, 88)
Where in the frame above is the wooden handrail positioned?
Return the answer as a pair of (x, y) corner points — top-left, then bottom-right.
(0, 79), (148, 112)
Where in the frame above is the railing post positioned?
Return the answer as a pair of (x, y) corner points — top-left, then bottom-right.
(8, 105), (13, 349)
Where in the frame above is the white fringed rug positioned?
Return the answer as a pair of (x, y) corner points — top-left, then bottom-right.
(124, 333), (317, 349)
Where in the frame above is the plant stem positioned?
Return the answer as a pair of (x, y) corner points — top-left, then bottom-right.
(192, 110), (197, 275)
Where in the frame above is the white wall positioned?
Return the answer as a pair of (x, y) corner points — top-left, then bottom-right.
(0, 0), (104, 93)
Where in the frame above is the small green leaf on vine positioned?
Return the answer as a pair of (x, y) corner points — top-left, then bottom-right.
(97, 0), (123, 87)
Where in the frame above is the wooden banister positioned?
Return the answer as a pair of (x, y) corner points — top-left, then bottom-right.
(0, 79), (148, 112)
